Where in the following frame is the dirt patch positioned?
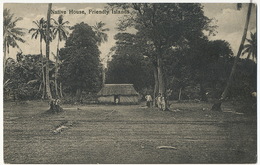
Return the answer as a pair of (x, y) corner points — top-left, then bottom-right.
(4, 101), (257, 164)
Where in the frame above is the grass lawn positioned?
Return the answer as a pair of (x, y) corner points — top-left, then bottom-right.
(4, 100), (257, 164)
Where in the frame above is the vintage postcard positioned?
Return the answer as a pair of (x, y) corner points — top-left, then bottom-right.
(2, 1), (258, 164)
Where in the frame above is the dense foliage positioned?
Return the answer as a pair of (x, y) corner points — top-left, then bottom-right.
(106, 33), (154, 93)
(59, 22), (102, 101)
(4, 54), (54, 100)
(106, 32), (256, 105)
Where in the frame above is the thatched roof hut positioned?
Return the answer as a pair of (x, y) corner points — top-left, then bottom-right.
(97, 84), (139, 104)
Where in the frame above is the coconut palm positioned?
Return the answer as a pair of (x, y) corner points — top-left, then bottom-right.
(211, 3), (253, 111)
(45, 3), (53, 100)
(52, 15), (70, 98)
(92, 21), (110, 86)
(242, 32), (257, 60)
(92, 21), (110, 46)
(29, 18), (47, 99)
(3, 8), (25, 75)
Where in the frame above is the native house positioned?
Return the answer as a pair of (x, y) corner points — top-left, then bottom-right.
(97, 84), (139, 104)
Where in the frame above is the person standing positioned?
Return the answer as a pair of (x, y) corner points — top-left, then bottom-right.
(145, 94), (153, 107)
(156, 93), (162, 110)
(161, 96), (166, 111)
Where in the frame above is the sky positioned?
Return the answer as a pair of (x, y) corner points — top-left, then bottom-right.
(3, 3), (257, 64)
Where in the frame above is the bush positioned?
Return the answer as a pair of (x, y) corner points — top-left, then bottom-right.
(61, 92), (98, 104)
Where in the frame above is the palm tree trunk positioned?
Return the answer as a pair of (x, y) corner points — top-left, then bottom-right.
(45, 3), (53, 100)
(211, 3), (252, 111)
(55, 39), (60, 98)
(40, 39), (46, 99)
(3, 39), (7, 77)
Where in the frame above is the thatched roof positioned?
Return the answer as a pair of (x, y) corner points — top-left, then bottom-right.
(97, 84), (139, 96)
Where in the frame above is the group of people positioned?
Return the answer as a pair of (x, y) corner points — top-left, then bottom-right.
(145, 93), (166, 111)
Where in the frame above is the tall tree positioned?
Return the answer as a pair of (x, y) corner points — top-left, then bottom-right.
(211, 3), (253, 111)
(92, 21), (110, 86)
(242, 32), (257, 60)
(29, 18), (47, 99)
(45, 3), (53, 99)
(109, 3), (213, 109)
(59, 22), (101, 102)
(3, 8), (25, 75)
(52, 15), (70, 98)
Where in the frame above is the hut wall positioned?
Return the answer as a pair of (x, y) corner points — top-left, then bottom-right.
(98, 96), (114, 103)
(98, 95), (139, 104)
(120, 96), (139, 104)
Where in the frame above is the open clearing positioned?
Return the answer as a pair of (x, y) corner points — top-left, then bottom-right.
(4, 101), (257, 164)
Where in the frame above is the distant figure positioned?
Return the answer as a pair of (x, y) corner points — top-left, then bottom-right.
(161, 96), (166, 111)
(145, 94), (153, 107)
(157, 93), (166, 111)
(114, 95), (120, 105)
(156, 93), (162, 110)
(115, 98), (119, 105)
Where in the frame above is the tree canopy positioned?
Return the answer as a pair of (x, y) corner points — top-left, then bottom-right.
(106, 33), (154, 93)
(59, 22), (101, 100)
(3, 8), (26, 73)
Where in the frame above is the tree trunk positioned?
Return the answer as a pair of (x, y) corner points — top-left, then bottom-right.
(200, 82), (208, 102)
(157, 56), (165, 96)
(55, 38), (60, 98)
(157, 53), (168, 110)
(45, 3), (53, 100)
(3, 39), (7, 78)
(102, 64), (106, 86)
(211, 3), (252, 111)
(38, 83), (42, 92)
(153, 64), (159, 107)
(48, 99), (63, 113)
(40, 39), (46, 99)
(76, 88), (82, 103)
(59, 82), (63, 98)
(178, 87), (182, 101)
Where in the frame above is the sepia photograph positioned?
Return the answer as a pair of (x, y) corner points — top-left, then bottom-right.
(2, 1), (257, 164)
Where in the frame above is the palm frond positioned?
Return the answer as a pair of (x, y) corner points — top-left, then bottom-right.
(242, 31), (257, 61)
(92, 21), (110, 45)
(29, 28), (38, 33)
(52, 15), (70, 42)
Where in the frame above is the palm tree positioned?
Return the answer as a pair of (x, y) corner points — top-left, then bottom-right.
(92, 21), (110, 46)
(92, 21), (110, 86)
(52, 15), (70, 98)
(211, 3), (253, 111)
(45, 3), (53, 100)
(3, 8), (25, 75)
(51, 52), (63, 98)
(29, 18), (47, 99)
(242, 32), (257, 60)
